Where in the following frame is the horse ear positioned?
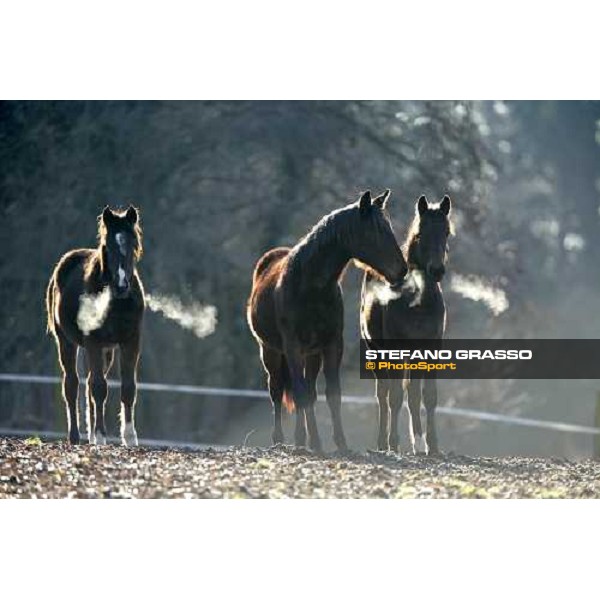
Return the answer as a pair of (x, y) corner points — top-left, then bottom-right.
(125, 205), (139, 225)
(440, 195), (451, 215)
(102, 206), (114, 225)
(359, 190), (372, 217)
(373, 189), (391, 209)
(417, 195), (428, 215)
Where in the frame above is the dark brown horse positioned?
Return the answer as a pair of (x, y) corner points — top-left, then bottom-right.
(247, 190), (408, 452)
(360, 195), (452, 455)
(46, 206), (145, 445)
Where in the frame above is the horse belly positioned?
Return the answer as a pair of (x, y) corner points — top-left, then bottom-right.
(384, 304), (445, 340)
(89, 300), (143, 345)
(293, 294), (342, 353)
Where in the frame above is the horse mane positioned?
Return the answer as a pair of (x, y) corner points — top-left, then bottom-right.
(404, 213), (421, 267)
(83, 249), (103, 283)
(287, 204), (359, 279)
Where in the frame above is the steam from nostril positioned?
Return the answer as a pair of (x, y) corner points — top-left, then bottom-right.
(145, 293), (217, 339)
(77, 287), (112, 335)
(450, 273), (509, 316)
(370, 281), (402, 306)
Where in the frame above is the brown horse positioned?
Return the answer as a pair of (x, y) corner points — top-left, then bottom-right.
(360, 195), (452, 455)
(46, 206), (145, 446)
(247, 190), (408, 452)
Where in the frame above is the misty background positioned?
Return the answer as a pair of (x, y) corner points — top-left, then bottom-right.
(1, 100), (599, 457)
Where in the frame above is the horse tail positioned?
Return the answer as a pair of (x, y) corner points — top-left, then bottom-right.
(280, 356), (295, 413)
(45, 275), (56, 335)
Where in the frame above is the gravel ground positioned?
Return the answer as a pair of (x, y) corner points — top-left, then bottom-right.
(1, 437), (599, 498)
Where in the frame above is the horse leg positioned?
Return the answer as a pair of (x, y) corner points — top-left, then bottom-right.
(407, 372), (427, 455)
(283, 342), (308, 447)
(86, 346), (108, 445)
(294, 409), (307, 447)
(323, 339), (348, 452)
(423, 374), (439, 455)
(55, 331), (80, 444)
(103, 348), (114, 376)
(260, 346), (285, 444)
(375, 377), (390, 451)
(119, 338), (140, 447)
(86, 349), (113, 443)
(304, 353), (323, 453)
(388, 380), (403, 452)
(85, 373), (95, 444)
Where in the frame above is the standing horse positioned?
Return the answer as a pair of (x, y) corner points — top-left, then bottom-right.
(247, 190), (407, 452)
(46, 206), (145, 446)
(360, 195), (452, 455)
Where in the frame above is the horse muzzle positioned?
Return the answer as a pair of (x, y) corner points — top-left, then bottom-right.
(427, 265), (446, 281)
(388, 263), (408, 285)
(114, 283), (131, 299)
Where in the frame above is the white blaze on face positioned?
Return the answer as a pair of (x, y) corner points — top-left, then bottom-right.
(115, 233), (128, 288)
(115, 232), (127, 256)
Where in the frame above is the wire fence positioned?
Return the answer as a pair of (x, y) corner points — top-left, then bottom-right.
(2, 371), (600, 439)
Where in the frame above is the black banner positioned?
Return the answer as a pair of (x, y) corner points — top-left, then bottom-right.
(360, 339), (600, 379)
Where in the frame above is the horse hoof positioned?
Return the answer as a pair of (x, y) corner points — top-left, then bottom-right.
(367, 448), (388, 456)
(334, 439), (348, 452)
(413, 435), (428, 455)
(122, 423), (138, 447)
(333, 448), (356, 459)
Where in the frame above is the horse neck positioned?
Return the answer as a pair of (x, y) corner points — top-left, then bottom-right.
(287, 232), (350, 289)
(85, 248), (109, 292)
(406, 239), (442, 299)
